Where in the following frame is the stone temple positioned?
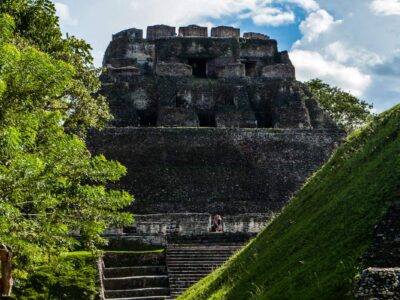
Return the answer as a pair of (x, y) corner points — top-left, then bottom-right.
(88, 25), (344, 299)
(88, 24), (343, 236)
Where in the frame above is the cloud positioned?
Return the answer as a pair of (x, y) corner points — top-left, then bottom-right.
(128, 0), (317, 29)
(324, 41), (383, 66)
(298, 9), (342, 43)
(54, 2), (78, 26)
(281, 0), (320, 11)
(252, 7), (296, 26)
(371, 52), (400, 76)
(370, 0), (400, 16)
(290, 49), (371, 97)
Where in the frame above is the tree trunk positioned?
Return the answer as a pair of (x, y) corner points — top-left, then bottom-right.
(0, 245), (13, 297)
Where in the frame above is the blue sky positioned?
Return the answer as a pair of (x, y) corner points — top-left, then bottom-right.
(53, 0), (400, 112)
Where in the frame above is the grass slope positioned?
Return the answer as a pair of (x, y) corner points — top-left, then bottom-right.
(180, 105), (400, 300)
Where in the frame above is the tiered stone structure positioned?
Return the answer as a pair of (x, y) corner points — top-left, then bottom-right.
(354, 204), (400, 299)
(88, 24), (343, 241)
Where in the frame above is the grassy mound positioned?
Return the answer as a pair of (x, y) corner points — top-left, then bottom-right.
(180, 105), (400, 300)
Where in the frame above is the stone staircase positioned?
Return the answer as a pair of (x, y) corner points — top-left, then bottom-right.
(166, 234), (247, 299)
(101, 252), (170, 300)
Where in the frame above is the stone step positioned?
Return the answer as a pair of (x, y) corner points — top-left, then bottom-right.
(168, 255), (230, 261)
(167, 267), (216, 271)
(168, 260), (225, 266)
(167, 253), (235, 257)
(105, 287), (170, 298)
(167, 245), (243, 249)
(168, 271), (211, 275)
(104, 265), (167, 278)
(103, 275), (169, 290)
(106, 296), (169, 300)
(104, 253), (165, 268)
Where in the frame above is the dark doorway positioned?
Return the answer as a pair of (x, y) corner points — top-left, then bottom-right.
(245, 61), (257, 77)
(197, 111), (216, 127)
(188, 58), (208, 78)
(255, 111), (273, 128)
(138, 110), (157, 127)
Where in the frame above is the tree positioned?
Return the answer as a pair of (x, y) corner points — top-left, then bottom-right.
(0, 0), (112, 135)
(306, 79), (374, 132)
(0, 13), (133, 298)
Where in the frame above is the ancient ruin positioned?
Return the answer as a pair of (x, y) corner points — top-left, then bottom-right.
(88, 24), (344, 299)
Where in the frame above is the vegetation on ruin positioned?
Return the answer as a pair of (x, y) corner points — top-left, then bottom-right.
(180, 104), (400, 300)
(306, 79), (374, 133)
(14, 252), (99, 300)
(0, 1), (133, 297)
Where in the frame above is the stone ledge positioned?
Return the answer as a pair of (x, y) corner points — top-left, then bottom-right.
(354, 268), (400, 299)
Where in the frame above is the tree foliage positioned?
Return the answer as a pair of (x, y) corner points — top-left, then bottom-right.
(306, 79), (374, 132)
(0, 7), (133, 296)
(0, 0), (112, 134)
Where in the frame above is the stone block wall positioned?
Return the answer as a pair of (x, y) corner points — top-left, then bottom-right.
(157, 107), (199, 127)
(105, 213), (268, 237)
(262, 64), (295, 79)
(147, 25), (176, 40)
(87, 127), (343, 215)
(113, 28), (143, 41)
(179, 25), (208, 37)
(354, 204), (400, 299)
(211, 26), (240, 38)
(355, 268), (400, 299)
(216, 63), (245, 78)
(155, 62), (192, 77)
(244, 32), (269, 40)
(132, 214), (212, 236)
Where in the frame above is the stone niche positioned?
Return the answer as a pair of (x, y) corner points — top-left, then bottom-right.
(179, 25), (208, 37)
(211, 26), (240, 38)
(147, 25), (176, 40)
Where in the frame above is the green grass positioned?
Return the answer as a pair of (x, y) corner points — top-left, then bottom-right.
(180, 104), (400, 300)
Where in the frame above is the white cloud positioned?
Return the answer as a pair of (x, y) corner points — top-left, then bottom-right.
(324, 42), (383, 66)
(127, 0), (316, 29)
(298, 9), (342, 43)
(290, 49), (372, 97)
(370, 0), (400, 16)
(281, 0), (320, 11)
(54, 2), (78, 26)
(252, 8), (296, 26)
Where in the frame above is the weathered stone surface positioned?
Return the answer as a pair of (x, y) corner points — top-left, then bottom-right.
(354, 204), (400, 299)
(157, 107), (199, 127)
(91, 25), (343, 239)
(211, 26), (240, 38)
(354, 268), (400, 299)
(216, 63), (245, 78)
(244, 32), (269, 40)
(147, 24), (176, 40)
(106, 65), (141, 81)
(179, 25), (208, 37)
(155, 62), (192, 77)
(262, 64), (295, 79)
(112, 28), (143, 41)
(87, 127), (343, 215)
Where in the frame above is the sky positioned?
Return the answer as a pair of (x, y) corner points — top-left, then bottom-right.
(52, 0), (400, 112)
